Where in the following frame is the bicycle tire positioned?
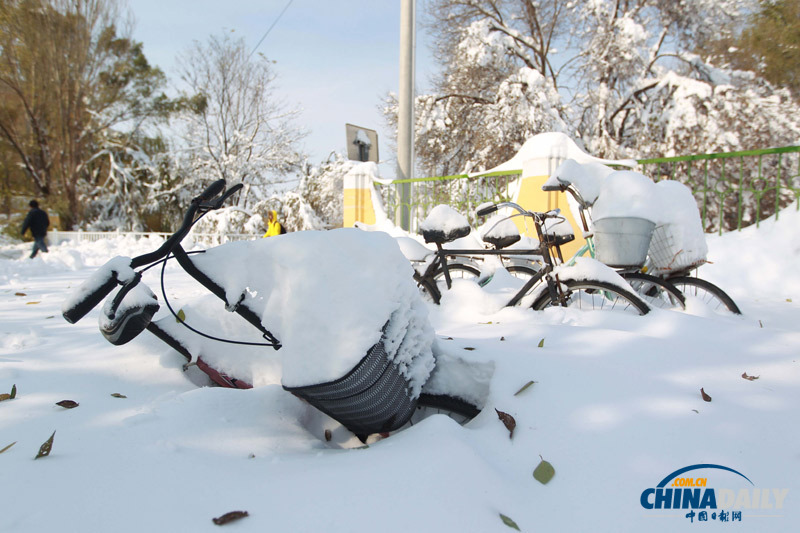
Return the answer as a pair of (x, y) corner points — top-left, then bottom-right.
(405, 393), (481, 426)
(414, 273), (441, 304)
(668, 276), (741, 315)
(531, 278), (651, 315)
(428, 262), (482, 301)
(621, 272), (686, 310)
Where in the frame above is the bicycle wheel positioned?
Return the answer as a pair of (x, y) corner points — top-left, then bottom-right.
(506, 264), (540, 281)
(668, 276), (741, 315)
(621, 272), (685, 310)
(414, 273), (441, 304)
(431, 262), (481, 297)
(433, 262), (481, 283)
(531, 278), (651, 315)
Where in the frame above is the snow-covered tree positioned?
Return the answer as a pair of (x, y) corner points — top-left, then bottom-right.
(394, 0), (800, 231)
(0, 0), (174, 227)
(386, 2), (572, 176)
(191, 153), (353, 236)
(173, 33), (307, 208)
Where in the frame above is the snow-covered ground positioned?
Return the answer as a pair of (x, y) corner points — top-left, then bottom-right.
(1, 209), (799, 532)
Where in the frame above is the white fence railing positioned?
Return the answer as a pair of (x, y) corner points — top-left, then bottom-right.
(49, 230), (256, 246)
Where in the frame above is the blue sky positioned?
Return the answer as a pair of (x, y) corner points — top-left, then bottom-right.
(129, 0), (435, 175)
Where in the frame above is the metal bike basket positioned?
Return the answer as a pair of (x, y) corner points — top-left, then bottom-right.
(593, 217), (656, 268)
(646, 224), (707, 275)
(282, 338), (417, 441)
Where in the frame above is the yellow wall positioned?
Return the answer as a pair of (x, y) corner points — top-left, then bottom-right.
(343, 185), (376, 227)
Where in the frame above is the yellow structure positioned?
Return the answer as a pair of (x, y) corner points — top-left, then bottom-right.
(343, 164), (377, 227)
(513, 171), (586, 259)
(474, 133), (635, 259)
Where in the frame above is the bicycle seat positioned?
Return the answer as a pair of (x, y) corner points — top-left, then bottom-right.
(542, 233), (575, 247)
(483, 234), (521, 250)
(422, 225), (471, 245)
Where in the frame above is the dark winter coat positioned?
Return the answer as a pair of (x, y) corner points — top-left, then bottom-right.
(21, 208), (50, 238)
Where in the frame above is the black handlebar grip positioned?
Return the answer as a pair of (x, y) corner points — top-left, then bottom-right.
(62, 270), (119, 324)
(211, 183), (244, 209)
(476, 204), (498, 217)
(541, 183), (564, 191)
(194, 179), (226, 203)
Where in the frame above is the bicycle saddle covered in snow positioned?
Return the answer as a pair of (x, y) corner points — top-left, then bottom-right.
(419, 205), (471, 245)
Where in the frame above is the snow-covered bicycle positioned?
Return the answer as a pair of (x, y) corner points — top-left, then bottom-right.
(62, 180), (484, 443)
(410, 202), (652, 315)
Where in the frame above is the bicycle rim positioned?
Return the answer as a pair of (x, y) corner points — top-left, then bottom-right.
(532, 279), (651, 315)
(621, 272), (686, 310)
(506, 264), (540, 281)
(432, 263), (481, 296)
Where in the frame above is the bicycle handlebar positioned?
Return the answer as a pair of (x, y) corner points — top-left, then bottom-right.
(62, 265), (126, 324)
(476, 204), (498, 217)
(193, 179), (227, 204)
(63, 179), (240, 323)
(476, 202), (561, 221)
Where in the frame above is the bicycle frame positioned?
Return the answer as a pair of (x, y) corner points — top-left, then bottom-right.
(418, 202), (565, 307)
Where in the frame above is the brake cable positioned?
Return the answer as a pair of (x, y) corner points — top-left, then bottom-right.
(139, 205), (281, 348)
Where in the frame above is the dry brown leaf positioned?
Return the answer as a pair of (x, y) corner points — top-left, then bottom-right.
(35, 431), (56, 459)
(495, 409), (516, 439)
(56, 400), (79, 409)
(700, 388), (712, 402)
(0, 442), (16, 454)
(741, 372), (759, 381)
(324, 429), (332, 442)
(25, 301), (40, 305)
(14, 292), (26, 296)
(0, 393), (10, 402)
(212, 511), (249, 525)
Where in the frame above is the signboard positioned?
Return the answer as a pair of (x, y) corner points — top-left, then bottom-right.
(345, 124), (379, 163)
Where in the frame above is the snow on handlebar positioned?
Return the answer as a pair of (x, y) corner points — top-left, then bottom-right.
(62, 256), (136, 324)
(63, 180), (242, 325)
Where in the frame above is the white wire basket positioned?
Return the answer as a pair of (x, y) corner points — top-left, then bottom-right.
(646, 224), (707, 275)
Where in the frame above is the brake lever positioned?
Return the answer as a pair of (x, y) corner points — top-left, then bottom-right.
(107, 272), (142, 319)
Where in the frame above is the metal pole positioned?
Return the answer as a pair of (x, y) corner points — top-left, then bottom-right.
(397, 0), (415, 230)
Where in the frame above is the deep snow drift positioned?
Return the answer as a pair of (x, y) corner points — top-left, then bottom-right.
(1, 209), (799, 532)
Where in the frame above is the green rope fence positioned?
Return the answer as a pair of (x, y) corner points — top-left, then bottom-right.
(377, 145), (800, 234)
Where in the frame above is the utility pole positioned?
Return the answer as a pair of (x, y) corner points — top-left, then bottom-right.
(397, 0), (415, 230)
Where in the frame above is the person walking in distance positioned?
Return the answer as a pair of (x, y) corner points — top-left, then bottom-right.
(21, 200), (50, 258)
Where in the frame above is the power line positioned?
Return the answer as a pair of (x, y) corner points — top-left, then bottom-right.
(249, 0), (293, 58)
